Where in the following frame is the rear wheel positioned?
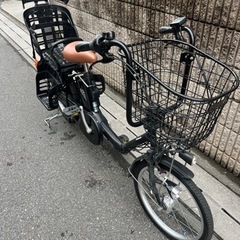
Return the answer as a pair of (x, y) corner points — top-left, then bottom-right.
(77, 80), (102, 145)
(132, 160), (214, 240)
(79, 109), (102, 145)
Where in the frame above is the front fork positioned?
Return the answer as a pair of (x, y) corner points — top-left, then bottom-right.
(138, 149), (194, 207)
(148, 158), (180, 210)
(147, 150), (162, 204)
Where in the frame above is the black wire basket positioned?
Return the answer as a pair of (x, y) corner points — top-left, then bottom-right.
(122, 39), (239, 151)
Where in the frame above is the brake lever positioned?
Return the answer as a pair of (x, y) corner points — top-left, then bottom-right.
(88, 53), (114, 70)
(101, 52), (115, 63)
(94, 34), (115, 63)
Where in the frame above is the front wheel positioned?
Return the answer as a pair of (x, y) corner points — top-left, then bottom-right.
(132, 160), (214, 240)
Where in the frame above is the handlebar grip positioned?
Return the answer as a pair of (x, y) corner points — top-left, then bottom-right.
(75, 41), (91, 52)
(159, 17), (188, 35)
(159, 26), (174, 35)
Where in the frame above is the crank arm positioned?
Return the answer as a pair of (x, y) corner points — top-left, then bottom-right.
(79, 106), (92, 134)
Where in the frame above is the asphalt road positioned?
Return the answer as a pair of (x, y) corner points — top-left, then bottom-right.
(0, 34), (169, 239)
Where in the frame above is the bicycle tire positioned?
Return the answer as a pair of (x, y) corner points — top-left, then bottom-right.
(132, 160), (214, 240)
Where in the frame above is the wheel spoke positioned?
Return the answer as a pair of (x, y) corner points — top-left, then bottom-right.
(172, 201), (200, 237)
(170, 206), (196, 238)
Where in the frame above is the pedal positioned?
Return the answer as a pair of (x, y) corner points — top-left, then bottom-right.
(58, 101), (80, 122)
(62, 105), (80, 117)
(119, 134), (129, 144)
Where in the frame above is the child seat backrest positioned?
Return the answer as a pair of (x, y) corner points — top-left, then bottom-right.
(23, 5), (79, 58)
(22, 0), (49, 9)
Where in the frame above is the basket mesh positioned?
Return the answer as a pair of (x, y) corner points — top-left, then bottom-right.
(125, 39), (239, 150)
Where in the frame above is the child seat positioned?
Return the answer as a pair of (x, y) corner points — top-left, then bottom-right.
(23, 4), (83, 110)
(23, 4), (82, 72)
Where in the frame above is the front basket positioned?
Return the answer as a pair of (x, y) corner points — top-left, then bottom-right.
(122, 39), (239, 150)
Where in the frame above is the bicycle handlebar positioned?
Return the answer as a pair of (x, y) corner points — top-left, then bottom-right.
(75, 32), (133, 65)
(74, 17), (196, 128)
(76, 17), (195, 62)
(159, 17), (195, 45)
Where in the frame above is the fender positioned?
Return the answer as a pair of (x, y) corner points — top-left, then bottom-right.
(129, 155), (194, 180)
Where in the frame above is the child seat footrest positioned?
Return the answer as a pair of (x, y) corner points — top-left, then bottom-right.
(36, 71), (61, 110)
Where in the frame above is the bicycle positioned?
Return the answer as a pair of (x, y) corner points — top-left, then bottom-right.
(23, 2), (239, 238)
(63, 19), (239, 239)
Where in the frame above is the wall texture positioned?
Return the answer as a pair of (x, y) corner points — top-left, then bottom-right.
(53, 0), (240, 176)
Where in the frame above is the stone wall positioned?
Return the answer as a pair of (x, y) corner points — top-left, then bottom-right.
(53, 0), (240, 176)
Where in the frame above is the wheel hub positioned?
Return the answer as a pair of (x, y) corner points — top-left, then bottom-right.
(162, 195), (175, 214)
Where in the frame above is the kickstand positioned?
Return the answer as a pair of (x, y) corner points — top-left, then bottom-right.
(44, 110), (62, 128)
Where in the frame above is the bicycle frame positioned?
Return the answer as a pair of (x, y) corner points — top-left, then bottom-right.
(75, 58), (196, 198)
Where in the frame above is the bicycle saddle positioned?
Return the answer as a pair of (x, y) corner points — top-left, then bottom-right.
(63, 41), (97, 63)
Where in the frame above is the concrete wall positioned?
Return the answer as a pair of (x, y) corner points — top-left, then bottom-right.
(53, 0), (240, 176)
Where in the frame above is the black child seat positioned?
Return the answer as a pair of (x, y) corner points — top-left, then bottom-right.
(23, 4), (84, 110)
(23, 4), (82, 71)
